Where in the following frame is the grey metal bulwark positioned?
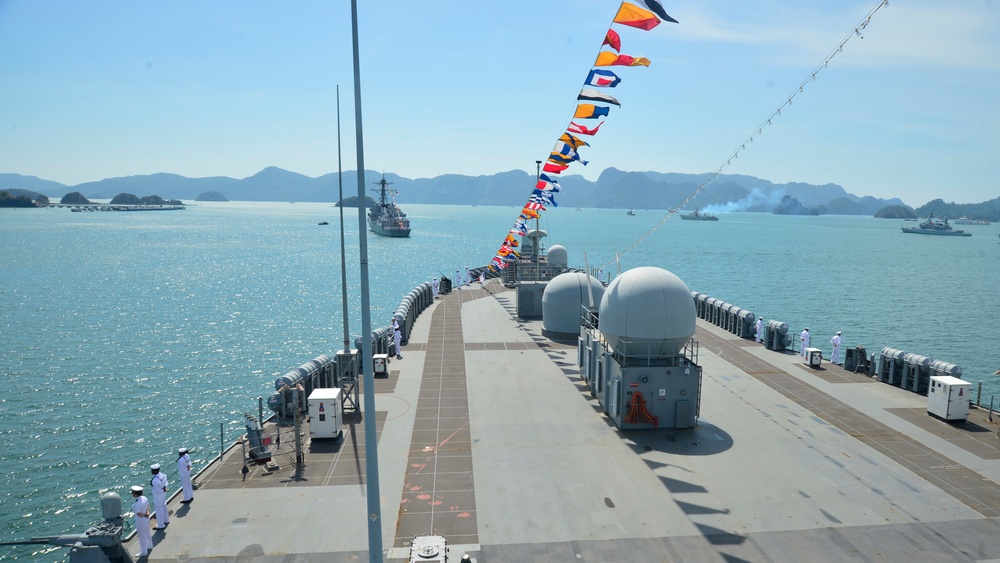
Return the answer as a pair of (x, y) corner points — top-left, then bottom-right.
(765, 320), (789, 352)
(735, 308), (756, 339)
(877, 347), (963, 396)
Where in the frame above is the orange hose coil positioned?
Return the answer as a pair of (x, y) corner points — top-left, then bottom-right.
(624, 391), (658, 428)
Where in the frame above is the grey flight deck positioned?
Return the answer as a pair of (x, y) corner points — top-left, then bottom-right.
(128, 279), (1000, 562)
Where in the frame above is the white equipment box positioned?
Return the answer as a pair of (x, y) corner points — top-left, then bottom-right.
(927, 375), (971, 422)
(804, 347), (823, 368)
(308, 388), (343, 439)
(373, 353), (388, 376)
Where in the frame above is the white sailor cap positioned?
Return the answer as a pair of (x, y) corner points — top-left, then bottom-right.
(836, 331), (842, 335)
(178, 447), (189, 454)
(131, 485), (143, 493)
(805, 327), (809, 331)
(150, 463), (161, 470)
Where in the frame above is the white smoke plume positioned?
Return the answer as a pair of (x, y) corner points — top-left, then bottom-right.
(699, 188), (785, 215)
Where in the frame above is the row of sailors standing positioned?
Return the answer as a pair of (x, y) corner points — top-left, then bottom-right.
(129, 447), (195, 558)
(753, 318), (843, 365)
(431, 268), (483, 299)
(455, 267), (485, 289)
(801, 327), (845, 365)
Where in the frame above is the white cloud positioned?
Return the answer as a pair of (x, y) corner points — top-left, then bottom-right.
(667, 1), (1000, 71)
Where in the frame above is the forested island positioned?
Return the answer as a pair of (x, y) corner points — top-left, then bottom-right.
(875, 197), (1000, 220)
(874, 205), (917, 219)
(0, 190), (39, 207)
(109, 193), (183, 205)
(61, 192), (91, 204)
(196, 191), (229, 202)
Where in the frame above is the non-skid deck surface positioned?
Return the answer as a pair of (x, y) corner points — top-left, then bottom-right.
(129, 281), (1000, 562)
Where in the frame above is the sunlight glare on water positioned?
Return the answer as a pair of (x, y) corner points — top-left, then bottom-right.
(1, 202), (998, 559)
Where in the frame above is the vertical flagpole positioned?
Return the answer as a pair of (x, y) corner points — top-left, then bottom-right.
(350, 0), (383, 561)
(336, 85), (351, 372)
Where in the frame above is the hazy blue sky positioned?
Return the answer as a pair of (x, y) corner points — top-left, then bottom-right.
(1, 1), (997, 206)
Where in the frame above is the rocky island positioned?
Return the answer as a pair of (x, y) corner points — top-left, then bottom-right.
(196, 191), (229, 202)
(110, 193), (183, 206)
(772, 195), (819, 215)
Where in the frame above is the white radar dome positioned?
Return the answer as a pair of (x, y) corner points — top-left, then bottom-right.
(547, 245), (568, 269)
(599, 266), (695, 356)
(542, 272), (604, 343)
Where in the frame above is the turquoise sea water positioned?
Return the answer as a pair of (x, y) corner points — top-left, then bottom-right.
(2, 203), (999, 559)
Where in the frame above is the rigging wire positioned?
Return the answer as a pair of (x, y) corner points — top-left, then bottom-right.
(598, 0), (890, 270)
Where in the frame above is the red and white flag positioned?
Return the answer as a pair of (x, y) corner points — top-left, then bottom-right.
(567, 121), (604, 136)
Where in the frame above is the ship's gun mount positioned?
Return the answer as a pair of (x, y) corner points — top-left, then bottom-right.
(0, 493), (134, 562)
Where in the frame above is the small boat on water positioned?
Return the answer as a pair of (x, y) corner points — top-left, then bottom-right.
(367, 174), (411, 237)
(627, 208), (635, 216)
(680, 208), (719, 221)
(318, 221), (329, 225)
(901, 214), (971, 236)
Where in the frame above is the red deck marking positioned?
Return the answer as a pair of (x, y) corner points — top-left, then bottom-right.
(437, 421), (471, 448)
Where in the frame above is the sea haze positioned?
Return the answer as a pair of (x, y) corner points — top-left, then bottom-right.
(0, 167), (906, 213)
(0, 203), (997, 559)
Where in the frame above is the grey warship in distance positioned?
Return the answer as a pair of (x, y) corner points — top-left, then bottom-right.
(680, 208), (719, 221)
(368, 175), (411, 237)
(901, 214), (971, 236)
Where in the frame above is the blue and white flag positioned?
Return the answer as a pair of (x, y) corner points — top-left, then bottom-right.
(584, 69), (621, 88)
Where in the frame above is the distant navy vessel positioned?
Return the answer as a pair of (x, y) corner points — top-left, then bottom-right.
(367, 175), (410, 237)
(901, 214), (971, 236)
(680, 208), (719, 221)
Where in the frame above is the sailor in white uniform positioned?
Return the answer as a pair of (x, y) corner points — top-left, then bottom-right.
(177, 448), (194, 503)
(150, 463), (169, 529)
(755, 318), (764, 343)
(131, 485), (153, 557)
(432, 278), (439, 299)
(455, 269), (461, 290)
(465, 267), (470, 286)
(393, 326), (402, 360)
(830, 331), (843, 365)
(800, 328), (810, 357)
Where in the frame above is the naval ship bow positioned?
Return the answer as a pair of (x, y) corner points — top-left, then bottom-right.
(367, 174), (411, 237)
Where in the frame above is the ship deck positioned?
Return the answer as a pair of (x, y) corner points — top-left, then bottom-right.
(128, 279), (1000, 562)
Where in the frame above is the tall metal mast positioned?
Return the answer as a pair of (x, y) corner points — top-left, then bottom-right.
(350, 0), (384, 560)
(336, 86), (351, 378)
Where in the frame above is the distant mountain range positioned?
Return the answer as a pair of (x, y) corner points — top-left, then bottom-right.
(0, 167), (907, 215)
